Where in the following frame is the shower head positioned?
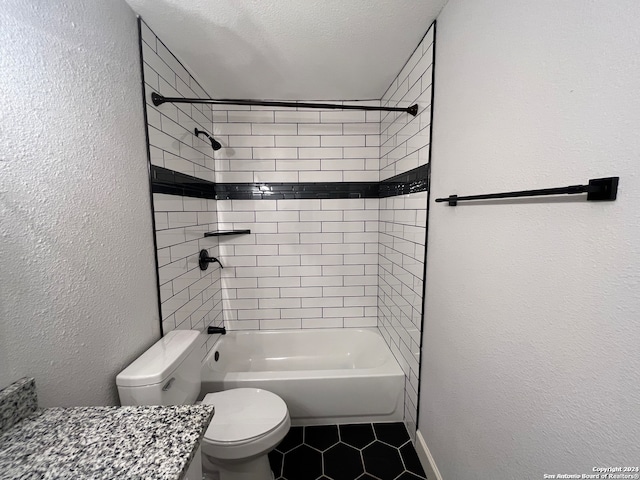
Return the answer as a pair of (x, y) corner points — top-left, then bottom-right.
(194, 128), (222, 151)
(210, 137), (222, 151)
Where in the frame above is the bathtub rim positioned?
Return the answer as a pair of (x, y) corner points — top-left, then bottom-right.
(201, 327), (404, 380)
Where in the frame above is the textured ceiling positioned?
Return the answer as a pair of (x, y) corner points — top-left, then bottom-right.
(125, 0), (447, 100)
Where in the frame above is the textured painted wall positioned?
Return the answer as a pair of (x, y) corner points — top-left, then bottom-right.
(420, 0), (640, 477)
(0, 0), (160, 406)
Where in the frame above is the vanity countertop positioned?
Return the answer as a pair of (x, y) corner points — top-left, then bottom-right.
(0, 379), (214, 480)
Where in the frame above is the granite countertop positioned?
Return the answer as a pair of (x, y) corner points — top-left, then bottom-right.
(0, 379), (214, 480)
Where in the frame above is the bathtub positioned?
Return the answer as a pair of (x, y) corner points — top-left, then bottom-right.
(200, 328), (404, 425)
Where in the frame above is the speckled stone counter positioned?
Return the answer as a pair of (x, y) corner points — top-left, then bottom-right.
(0, 378), (38, 435)
(0, 379), (214, 480)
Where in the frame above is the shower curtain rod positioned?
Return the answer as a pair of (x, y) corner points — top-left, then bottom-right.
(151, 93), (419, 116)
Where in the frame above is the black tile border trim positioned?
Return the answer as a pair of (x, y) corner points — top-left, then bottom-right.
(151, 166), (217, 199)
(215, 181), (380, 200)
(379, 164), (429, 198)
(151, 163), (428, 200)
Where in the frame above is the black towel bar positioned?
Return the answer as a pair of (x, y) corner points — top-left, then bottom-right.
(435, 177), (619, 206)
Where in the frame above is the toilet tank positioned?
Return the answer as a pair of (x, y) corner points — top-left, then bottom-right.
(116, 330), (202, 406)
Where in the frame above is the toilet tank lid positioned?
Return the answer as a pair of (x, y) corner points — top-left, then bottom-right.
(116, 330), (200, 387)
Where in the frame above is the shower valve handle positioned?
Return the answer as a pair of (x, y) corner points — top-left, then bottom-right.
(199, 249), (223, 270)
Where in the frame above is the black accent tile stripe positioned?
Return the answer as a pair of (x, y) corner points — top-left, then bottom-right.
(379, 164), (430, 198)
(150, 164), (429, 201)
(215, 182), (380, 200)
(151, 166), (216, 199)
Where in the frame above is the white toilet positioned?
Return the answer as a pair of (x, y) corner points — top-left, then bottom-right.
(116, 330), (290, 480)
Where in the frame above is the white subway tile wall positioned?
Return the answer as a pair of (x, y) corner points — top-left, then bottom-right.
(213, 100), (382, 330)
(380, 27), (434, 181)
(212, 102), (381, 184)
(217, 198), (380, 330)
(141, 20), (223, 358)
(378, 24), (435, 438)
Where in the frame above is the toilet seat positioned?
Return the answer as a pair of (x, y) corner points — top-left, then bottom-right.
(201, 388), (289, 446)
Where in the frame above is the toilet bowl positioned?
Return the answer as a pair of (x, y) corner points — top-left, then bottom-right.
(201, 388), (290, 479)
(116, 330), (290, 480)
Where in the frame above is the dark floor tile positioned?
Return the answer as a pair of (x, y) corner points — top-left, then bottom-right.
(362, 441), (405, 479)
(373, 422), (410, 447)
(339, 423), (375, 449)
(400, 442), (426, 477)
(283, 444), (323, 480)
(305, 425), (339, 452)
(276, 426), (304, 453)
(278, 423), (423, 480)
(324, 442), (364, 480)
(269, 449), (284, 478)
(396, 472), (426, 480)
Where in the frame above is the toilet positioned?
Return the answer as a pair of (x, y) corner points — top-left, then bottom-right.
(116, 330), (290, 480)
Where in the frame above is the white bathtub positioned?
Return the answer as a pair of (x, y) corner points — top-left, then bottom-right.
(201, 328), (404, 425)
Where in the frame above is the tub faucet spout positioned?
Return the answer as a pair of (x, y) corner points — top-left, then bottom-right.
(208, 326), (226, 335)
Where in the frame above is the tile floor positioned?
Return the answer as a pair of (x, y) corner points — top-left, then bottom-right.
(268, 422), (427, 480)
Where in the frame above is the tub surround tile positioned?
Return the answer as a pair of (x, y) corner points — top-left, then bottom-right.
(150, 164), (428, 201)
(0, 404), (214, 480)
(142, 19), (222, 351)
(378, 164), (429, 198)
(377, 23), (434, 439)
(144, 18), (436, 444)
(0, 378), (37, 435)
(269, 423), (426, 480)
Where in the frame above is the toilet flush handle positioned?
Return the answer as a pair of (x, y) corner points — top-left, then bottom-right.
(162, 377), (175, 391)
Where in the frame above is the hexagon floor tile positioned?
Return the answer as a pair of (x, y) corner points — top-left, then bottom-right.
(268, 422), (427, 480)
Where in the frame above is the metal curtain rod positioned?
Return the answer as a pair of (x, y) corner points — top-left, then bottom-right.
(151, 93), (419, 116)
(435, 177), (619, 206)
